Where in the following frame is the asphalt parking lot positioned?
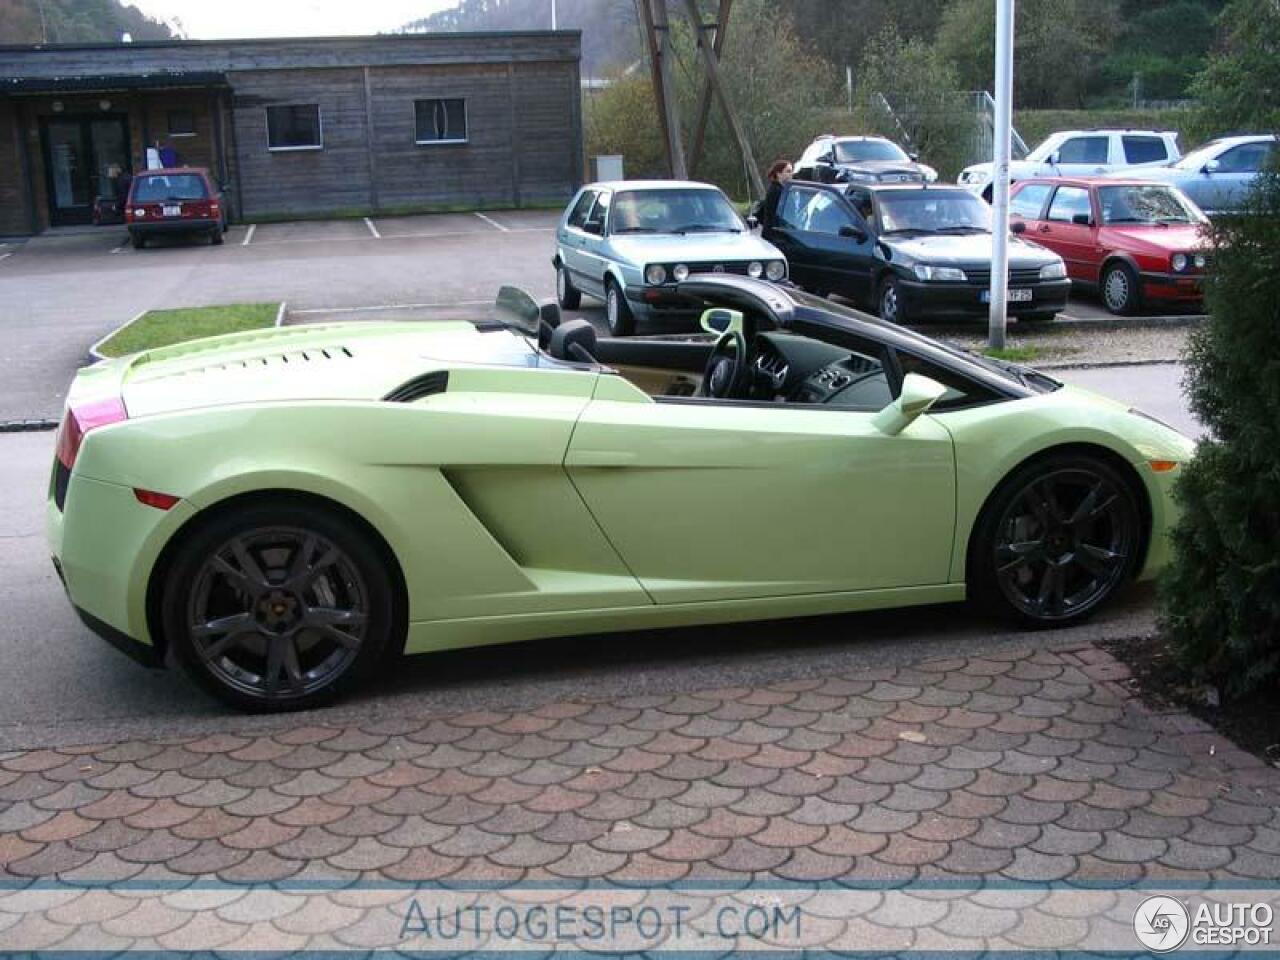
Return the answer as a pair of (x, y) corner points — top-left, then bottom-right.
(0, 209), (1193, 423)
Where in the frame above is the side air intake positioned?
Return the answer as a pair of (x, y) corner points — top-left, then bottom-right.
(383, 370), (450, 403)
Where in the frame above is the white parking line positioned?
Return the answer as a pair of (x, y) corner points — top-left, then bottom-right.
(473, 212), (510, 232)
(242, 224), (256, 246)
(0, 252), (11, 262)
(290, 299), (492, 316)
(364, 217), (382, 239)
(110, 243), (126, 254)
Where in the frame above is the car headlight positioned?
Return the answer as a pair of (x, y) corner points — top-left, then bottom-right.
(913, 264), (966, 282)
(962, 169), (991, 184)
(645, 264), (667, 285)
(765, 260), (786, 281)
(672, 263), (690, 282)
(1171, 253), (1188, 272)
(1194, 253), (1206, 269)
(747, 261), (764, 278)
(921, 164), (939, 183)
(1040, 261), (1067, 280)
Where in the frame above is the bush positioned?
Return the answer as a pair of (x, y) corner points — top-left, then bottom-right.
(1160, 170), (1280, 697)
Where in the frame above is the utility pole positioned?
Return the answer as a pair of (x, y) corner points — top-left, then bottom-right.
(688, 0), (733, 175)
(988, 0), (1015, 350)
(635, 0), (687, 179)
(551, 0), (557, 31)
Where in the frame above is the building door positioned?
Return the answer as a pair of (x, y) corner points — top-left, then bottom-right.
(40, 116), (131, 226)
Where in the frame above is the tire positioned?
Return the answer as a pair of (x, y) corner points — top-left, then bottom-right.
(970, 452), (1142, 628)
(982, 185), (993, 204)
(210, 228), (224, 246)
(877, 275), (909, 325)
(605, 278), (636, 336)
(163, 501), (399, 712)
(131, 233), (146, 250)
(556, 262), (581, 310)
(1100, 261), (1141, 316)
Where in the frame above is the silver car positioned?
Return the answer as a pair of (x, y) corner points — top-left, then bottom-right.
(553, 180), (787, 335)
(1102, 134), (1276, 217)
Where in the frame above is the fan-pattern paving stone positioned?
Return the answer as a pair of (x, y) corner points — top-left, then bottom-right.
(2, 641), (1276, 951)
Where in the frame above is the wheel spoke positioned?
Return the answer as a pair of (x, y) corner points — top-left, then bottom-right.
(198, 631), (242, 662)
(997, 539), (1042, 574)
(229, 539), (272, 592)
(1076, 542), (1125, 579)
(264, 638), (284, 694)
(283, 539), (340, 592)
(303, 606), (365, 629)
(192, 612), (254, 639)
(316, 624), (362, 650)
(279, 639), (307, 693)
(1036, 562), (1065, 615)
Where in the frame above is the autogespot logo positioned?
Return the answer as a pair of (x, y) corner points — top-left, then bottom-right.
(1134, 896), (1191, 952)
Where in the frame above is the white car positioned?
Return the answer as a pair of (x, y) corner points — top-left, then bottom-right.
(959, 129), (1182, 198)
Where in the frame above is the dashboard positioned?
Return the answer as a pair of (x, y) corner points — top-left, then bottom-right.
(748, 332), (894, 409)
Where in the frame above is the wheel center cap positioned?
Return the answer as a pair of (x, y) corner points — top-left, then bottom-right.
(256, 590), (301, 632)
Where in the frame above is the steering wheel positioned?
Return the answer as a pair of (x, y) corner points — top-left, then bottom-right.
(700, 331), (750, 399)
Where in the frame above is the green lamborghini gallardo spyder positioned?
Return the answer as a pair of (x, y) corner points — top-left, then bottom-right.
(48, 278), (1194, 711)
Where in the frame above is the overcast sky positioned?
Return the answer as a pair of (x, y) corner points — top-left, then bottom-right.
(124, 0), (458, 39)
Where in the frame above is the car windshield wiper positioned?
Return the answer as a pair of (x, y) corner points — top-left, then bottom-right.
(612, 227), (659, 233)
(934, 225), (988, 234)
(672, 224), (741, 234)
(881, 227), (931, 235)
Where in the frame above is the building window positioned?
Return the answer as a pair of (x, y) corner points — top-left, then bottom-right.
(414, 98), (467, 144)
(167, 109), (195, 138)
(266, 104), (323, 151)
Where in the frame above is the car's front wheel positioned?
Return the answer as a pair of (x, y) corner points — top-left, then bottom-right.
(163, 501), (398, 712)
(1101, 261), (1141, 315)
(605, 279), (636, 336)
(556, 263), (581, 310)
(878, 276), (909, 325)
(971, 453), (1142, 627)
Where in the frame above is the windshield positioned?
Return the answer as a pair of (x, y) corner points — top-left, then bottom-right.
(1098, 185), (1204, 224)
(877, 190), (992, 233)
(1173, 140), (1226, 170)
(834, 139), (909, 164)
(132, 174), (207, 202)
(610, 188), (743, 234)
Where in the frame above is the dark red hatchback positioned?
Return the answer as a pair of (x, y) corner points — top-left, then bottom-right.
(125, 167), (227, 249)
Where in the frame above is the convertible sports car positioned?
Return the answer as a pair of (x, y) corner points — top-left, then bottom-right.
(48, 278), (1194, 711)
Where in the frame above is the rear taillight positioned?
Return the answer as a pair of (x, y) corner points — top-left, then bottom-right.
(55, 397), (128, 471)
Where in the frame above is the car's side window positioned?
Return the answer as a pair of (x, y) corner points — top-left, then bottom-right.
(845, 187), (874, 224)
(587, 191), (611, 232)
(803, 192), (854, 235)
(567, 190), (597, 229)
(1056, 136), (1109, 164)
(1010, 183), (1053, 219)
(1046, 186), (1091, 223)
(1122, 136), (1169, 164)
(778, 186), (817, 230)
(1217, 143), (1270, 173)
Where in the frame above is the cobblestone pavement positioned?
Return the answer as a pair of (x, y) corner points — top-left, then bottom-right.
(1, 643), (1277, 950)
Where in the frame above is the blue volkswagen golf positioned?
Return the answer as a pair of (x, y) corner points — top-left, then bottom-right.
(553, 180), (787, 335)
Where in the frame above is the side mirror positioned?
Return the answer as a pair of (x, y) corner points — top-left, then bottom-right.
(871, 374), (948, 436)
(1048, 151), (1061, 167)
(909, 151), (920, 162)
(1202, 159), (1220, 174)
(699, 307), (745, 337)
(1071, 212), (1093, 226)
(820, 152), (834, 164)
(838, 224), (868, 242)
(746, 214), (760, 230)
(582, 220), (603, 236)
(1010, 220), (1027, 234)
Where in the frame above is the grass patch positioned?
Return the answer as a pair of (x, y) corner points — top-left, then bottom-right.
(95, 303), (280, 358)
(983, 345), (1044, 363)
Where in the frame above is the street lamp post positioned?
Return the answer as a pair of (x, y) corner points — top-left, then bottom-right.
(988, 0), (1015, 350)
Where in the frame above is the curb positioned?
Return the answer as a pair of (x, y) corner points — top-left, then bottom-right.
(1038, 357), (1182, 371)
(1041, 313), (1205, 330)
(87, 309), (146, 363)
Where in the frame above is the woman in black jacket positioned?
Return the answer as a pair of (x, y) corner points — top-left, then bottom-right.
(757, 159), (794, 230)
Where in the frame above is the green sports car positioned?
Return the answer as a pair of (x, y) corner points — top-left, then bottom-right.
(48, 278), (1194, 711)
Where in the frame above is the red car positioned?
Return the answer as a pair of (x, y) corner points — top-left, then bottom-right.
(1008, 177), (1208, 315)
(125, 167), (227, 249)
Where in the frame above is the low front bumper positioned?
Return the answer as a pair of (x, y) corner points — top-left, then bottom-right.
(1140, 271), (1205, 303)
(899, 277), (1071, 320)
(623, 284), (705, 318)
(129, 218), (219, 236)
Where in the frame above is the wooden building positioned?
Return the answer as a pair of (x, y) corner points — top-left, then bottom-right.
(0, 32), (583, 235)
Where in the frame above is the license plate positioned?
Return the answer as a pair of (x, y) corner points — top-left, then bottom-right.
(162, 205), (181, 217)
(981, 288), (1033, 303)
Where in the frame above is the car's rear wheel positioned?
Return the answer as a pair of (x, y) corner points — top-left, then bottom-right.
(556, 262), (581, 310)
(605, 278), (636, 336)
(131, 234), (146, 250)
(971, 453), (1142, 626)
(210, 228), (224, 246)
(163, 502), (397, 712)
(878, 276), (909, 325)
(1101, 261), (1141, 315)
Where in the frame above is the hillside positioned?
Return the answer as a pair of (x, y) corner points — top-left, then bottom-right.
(0, 0), (175, 43)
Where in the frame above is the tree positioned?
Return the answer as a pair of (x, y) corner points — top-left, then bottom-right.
(935, 0), (1120, 108)
(1189, 0), (1280, 140)
(1161, 169), (1280, 697)
(0, 0), (174, 42)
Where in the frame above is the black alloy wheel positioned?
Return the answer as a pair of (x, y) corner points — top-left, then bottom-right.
(164, 502), (396, 711)
(973, 455), (1141, 625)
